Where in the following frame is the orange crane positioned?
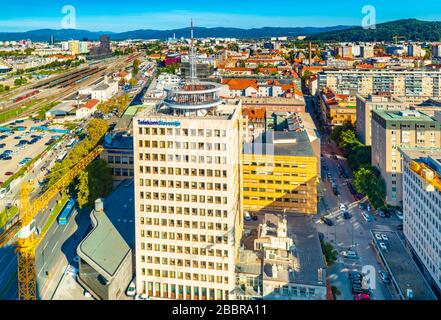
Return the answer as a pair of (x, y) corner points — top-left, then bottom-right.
(0, 145), (103, 300)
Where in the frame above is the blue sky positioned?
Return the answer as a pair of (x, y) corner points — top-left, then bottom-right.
(1, 0), (440, 32)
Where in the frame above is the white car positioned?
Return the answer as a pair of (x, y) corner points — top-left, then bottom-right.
(135, 293), (149, 300)
(379, 242), (387, 251)
(381, 234), (389, 241)
(83, 290), (92, 298)
(395, 211), (403, 220)
(341, 250), (358, 259)
(375, 233), (382, 241)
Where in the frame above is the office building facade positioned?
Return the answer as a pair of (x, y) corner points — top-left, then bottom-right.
(242, 130), (318, 215)
(371, 110), (441, 205)
(133, 97), (244, 300)
(401, 148), (441, 296)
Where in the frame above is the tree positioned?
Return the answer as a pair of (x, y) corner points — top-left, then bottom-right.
(129, 77), (138, 87)
(75, 159), (113, 208)
(354, 166), (386, 209)
(301, 69), (314, 81)
(132, 59), (141, 77)
(76, 171), (90, 208)
(348, 145), (371, 171)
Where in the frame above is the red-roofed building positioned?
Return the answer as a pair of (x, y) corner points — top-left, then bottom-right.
(76, 99), (100, 119)
(221, 78), (297, 98)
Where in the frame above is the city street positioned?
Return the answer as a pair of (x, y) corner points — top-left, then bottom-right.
(0, 206), (91, 300)
(306, 94), (402, 300)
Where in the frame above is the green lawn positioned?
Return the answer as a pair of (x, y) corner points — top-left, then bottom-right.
(0, 98), (42, 124)
(41, 194), (69, 235)
(0, 206), (19, 230)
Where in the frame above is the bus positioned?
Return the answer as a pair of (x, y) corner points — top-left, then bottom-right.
(57, 150), (68, 162)
(66, 138), (77, 148)
(58, 198), (76, 225)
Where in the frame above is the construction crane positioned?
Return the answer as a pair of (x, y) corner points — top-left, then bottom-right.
(393, 35), (406, 45)
(0, 145), (103, 300)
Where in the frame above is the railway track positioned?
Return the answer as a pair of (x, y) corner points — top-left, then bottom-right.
(1, 56), (132, 122)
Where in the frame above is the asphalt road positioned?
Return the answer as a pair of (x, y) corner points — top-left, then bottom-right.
(36, 206), (91, 300)
(305, 95), (401, 300)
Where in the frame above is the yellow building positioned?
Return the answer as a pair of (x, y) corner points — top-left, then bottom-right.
(68, 40), (80, 55)
(319, 88), (357, 126)
(243, 130), (318, 215)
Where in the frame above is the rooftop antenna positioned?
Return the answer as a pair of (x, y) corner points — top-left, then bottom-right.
(189, 18), (197, 83)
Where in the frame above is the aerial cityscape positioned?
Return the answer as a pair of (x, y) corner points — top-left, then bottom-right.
(1, 0), (441, 305)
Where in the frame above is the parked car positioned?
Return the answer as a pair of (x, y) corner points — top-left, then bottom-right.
(4, 172), (14, 176)
(354, 293), (371, 301)
(395, 211), (404, 220)
(250, 213), (258, 221)
(362, 212), (372, 222)
(244, 211), (252, 222)
(343, 211), (352, 220)
(379, 242), (387, 251)
(135, 294), (149, 300)
(378, 210), (386, 218)
(0, 143), (5, 148)
(397, 224), (404, 231)
(378, 270), (391, 284)
(342, 250), (358, 259)
(321, 216), (334, 226)
(381, 234), (389, 241)
(374, 233), (382, 242)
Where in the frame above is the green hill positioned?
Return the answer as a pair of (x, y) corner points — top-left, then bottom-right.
(307, 19), (441, 42)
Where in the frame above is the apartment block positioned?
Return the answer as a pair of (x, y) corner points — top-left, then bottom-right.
(242, 130), (318, 215)
(371, 110), (441, 206)
(133, 100), (244, 300)
(318, 70), (441, 98)
(432, 44), (441, 58)
(356, 95), (410, 145)
(319, 88), (357, 127)
(401, 148), (441, 296)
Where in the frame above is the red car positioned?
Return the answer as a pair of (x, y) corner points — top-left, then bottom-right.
(5, 172), (14, 176)
(354, 293), (371, 300)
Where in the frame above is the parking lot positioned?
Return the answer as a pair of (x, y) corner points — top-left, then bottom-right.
(0, 119), (64, 185)
(371, 229), (437, 300)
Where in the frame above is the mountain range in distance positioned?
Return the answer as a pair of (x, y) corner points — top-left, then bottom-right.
(307, 19), (441, 42)
(0, 25), (353, 42)
(0, 19), (440, 42)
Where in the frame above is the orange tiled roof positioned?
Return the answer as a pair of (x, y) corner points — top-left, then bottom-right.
(82, 99), (100, 110)
(243, 108), (266, 120)
(222, 78), (258, 90)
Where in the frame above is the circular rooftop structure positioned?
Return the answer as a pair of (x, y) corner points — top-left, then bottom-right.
(163, 81), (223, 111)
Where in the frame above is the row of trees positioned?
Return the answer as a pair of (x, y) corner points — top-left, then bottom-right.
(97, 94), (131, 116)
(331, 123), (386, 209)
(0, 84), (11, 92)
(47, 119), (113, 208)
(13, 59), (83, 77)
